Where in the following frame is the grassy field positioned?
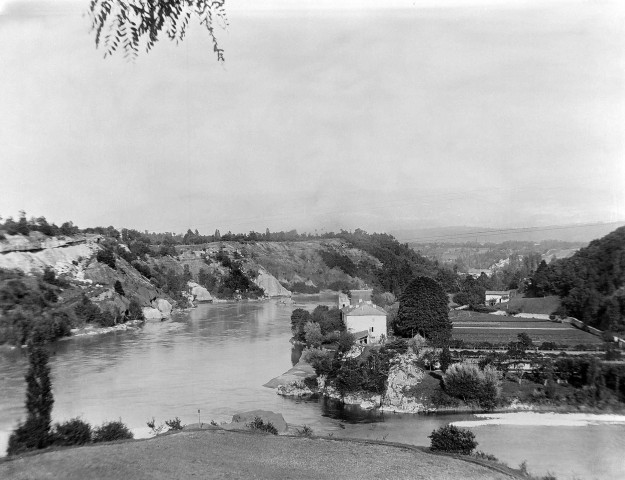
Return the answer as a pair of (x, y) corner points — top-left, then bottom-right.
(450, 310), (603, 347)
(0, 429), (515, 480)
(494, 295), (561, 315)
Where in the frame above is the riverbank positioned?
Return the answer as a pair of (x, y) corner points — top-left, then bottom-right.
(0, 428), (519, 480)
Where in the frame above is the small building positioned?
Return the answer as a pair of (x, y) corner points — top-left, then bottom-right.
(485, 290), (512, 305)
(341, 301), (387, 345)
(338, 292), (350, 309)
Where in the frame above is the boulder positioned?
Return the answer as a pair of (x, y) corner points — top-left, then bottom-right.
(187, 282), (213, 302)
(152, 298), (173, 317)
(227, 410), (288, 433)
(142, 307), (163, 320)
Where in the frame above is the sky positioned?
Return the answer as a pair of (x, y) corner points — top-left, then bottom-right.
(0, 0), (624, 235)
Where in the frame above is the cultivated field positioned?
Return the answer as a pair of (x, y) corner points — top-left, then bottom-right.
(494, 295), (561, 315)
(450, 310), (603, 347)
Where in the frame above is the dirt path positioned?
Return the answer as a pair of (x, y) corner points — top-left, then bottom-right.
(0, 429), (517, 480)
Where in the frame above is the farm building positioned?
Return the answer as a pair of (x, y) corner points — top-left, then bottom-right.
(338, 292), (350, 309)
(341, 301), (387, 345)
(485, 290), (513, 305)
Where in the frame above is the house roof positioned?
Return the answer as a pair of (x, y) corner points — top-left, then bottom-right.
(485, 290), (511, 295)
(352, 330), (369, 340)
(342, 302), (387, 316)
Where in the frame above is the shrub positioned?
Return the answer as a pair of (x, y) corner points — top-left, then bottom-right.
(473, 450), (498, 461)
(429, 425), (477, 455)
(296, 425), (314, 437)
(114, 280), (125, 296)
(127, 297), (145, 321)
(92, 420), (133, 443)
(303, 375), (318, 390)
(146, 418), (165, 435)
(246, 417), (278, 435)
(96, 248), (116, 269)
(443, 363), (502, 410)
(165, 417), (183, 431)
(302, 348), (335, 376)
(131, 260), (152, 279)
(52, 418), (92, 446)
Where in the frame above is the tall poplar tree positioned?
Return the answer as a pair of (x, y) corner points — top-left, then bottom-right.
(7, 342), (54, 455)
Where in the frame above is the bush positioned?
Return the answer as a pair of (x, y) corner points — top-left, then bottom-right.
(443, 363), (502, 410)
(296, 425), (314, 437)
(303, 375), (318, 390)
(96, 248), (116, 270)
(473, 450), (498, 461)
(92, 420), (133, 443)
(429, 425), (477, 455)
(246, 417), (278, 435)
(165, 417), (183, 431)
(114, 280), (125, 296)
(301, 347), (335, 376)
(53, 418), (92, 446)
(127, 297), (145, 321)
(131, 260), (152, 279)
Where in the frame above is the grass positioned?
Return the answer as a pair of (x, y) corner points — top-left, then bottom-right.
(0, 429), (517, 480)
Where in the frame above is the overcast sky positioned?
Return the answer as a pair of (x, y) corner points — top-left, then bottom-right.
(1, 0), (623, 235)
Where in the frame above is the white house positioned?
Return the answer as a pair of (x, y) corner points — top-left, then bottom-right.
(341, 301), (387, 345)
(485, 290), (512, 305)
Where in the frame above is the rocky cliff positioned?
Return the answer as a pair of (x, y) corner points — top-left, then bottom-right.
(381, 352), (429, 413)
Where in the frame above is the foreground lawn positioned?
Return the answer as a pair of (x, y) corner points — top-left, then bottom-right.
(0, 429), (515, 480)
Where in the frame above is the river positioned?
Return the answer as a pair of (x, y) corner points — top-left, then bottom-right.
(1, 299), (624, 479)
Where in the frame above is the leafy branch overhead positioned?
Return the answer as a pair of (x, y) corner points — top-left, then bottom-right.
(88, 0), (228, 60)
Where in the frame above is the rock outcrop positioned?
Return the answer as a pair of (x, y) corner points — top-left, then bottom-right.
(343, 392), (382, 410)
(253, 268), (291, 297)
(225, 410), (288, 433)
(277, 381), (315, 397)
(0, 234), (101, 274)
(381, 352), (428, 413)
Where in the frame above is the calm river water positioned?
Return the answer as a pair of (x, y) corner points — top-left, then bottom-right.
(1, 298), (624, 479)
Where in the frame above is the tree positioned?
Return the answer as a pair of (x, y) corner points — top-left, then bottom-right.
(290, 308), (312, 341)
(395, 276), (451, 342)
(439, 345), (452, 373)
(7, 342), (54, 455)
(304, 321), (323, 347)
(88, 0), (228, 61)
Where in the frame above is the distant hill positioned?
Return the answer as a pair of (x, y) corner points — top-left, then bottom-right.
(527, 226), (625, 333)
(393, 221), (625, 244)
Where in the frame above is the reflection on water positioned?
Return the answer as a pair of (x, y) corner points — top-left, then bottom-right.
(0, 299), (624, 479)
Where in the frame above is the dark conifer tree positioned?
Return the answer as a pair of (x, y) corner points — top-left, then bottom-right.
(395, 276), (451, 342)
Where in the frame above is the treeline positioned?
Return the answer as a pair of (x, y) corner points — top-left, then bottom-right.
(0, 213), (81, 239)
(526, 226), (625, 332)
